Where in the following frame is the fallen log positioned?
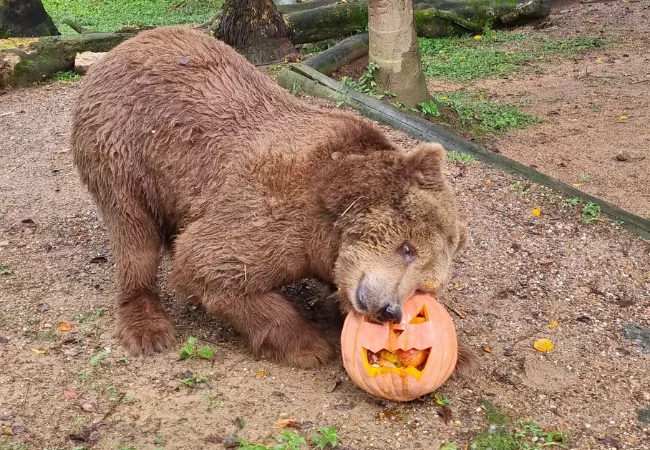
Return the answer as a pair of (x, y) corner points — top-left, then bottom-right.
(304, 32), (369, 74)
(284, 0), (549, 44)
(0, 32), (134, 87)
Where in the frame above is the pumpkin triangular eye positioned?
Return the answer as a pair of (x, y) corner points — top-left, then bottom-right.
(409, 306), (428, 324)
(392, 329), (404, 337)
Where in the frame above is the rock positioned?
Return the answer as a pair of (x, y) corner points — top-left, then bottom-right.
(74, 51), (107, 75)
(622, 323), (650, 353)
(616, 150), (631, 162)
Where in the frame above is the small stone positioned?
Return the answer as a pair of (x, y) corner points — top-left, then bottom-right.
(81, 403), (97, 413)
(63, 348), (79, 357)
(222, 434), (238, 448)
(616, 151), (631, 162)
(74, 51), (107, 75)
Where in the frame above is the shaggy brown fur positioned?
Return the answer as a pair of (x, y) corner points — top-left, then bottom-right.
(71, 26), (475, 372)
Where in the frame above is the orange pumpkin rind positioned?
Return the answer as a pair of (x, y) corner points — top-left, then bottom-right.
(340, 294), (458, 402)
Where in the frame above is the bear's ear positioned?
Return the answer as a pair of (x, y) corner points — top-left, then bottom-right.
(404, 142), (446, 190)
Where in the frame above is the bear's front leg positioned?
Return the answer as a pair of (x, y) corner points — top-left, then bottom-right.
(171, 221), (333, 369)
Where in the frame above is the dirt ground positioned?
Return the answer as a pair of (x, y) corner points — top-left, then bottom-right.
(477, 0), (650, 220)
(1, 3), (650, 450)
(334, 0), (650, 219)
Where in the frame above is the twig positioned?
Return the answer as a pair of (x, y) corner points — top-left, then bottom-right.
(63, 19), (90, 34)
(441, 302), (466, 319)
(96, 393), (126, 427)
(631, 79), (650, 85)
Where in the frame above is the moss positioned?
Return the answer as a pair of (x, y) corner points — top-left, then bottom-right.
(481, 400), (510, 425)
(471, 429), (519, 450)
(0, 38), (38, 50)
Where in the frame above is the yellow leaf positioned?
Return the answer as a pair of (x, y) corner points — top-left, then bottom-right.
(256, 370), (266, 378)
(538, 56), (544, 60)
(619, 116), (628, 121)
(274, 418), (301, 429)
(312, 377), (317, 382)
(532, 207), (542, 217)
(441, 96), (448, 101)
(595, 57), (603, 63)
(474, 35), (482, 40)
(547, 320), (558, 329)
(572, 183), (581, 187)
(57, 322), (72, 332)
(533, 338), (555, 352)
(481, 346), (494, 353)
(31, 348), (48, 355)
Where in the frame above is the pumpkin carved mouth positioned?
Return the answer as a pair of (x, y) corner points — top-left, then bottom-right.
(361, 308), (431, 380)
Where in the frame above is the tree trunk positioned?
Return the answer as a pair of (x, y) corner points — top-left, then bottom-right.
(0, 0), (59, 38)
(214, 0), (295, 65)
(368, 0), (430, 108)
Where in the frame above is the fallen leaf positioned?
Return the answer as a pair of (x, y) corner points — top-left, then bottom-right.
(274, 418), (301, 429)
(619, 116), (628, 121)
(547, 320), (558, 329)
(474, 35), (482, 40)
(11, 425), (24, 435)
(63, 389), (79, 400)
(89, 256), (108, 264)
(256, 369), (266, 378)
(481, 346), (494, 353)
(533, 338), (555, 352)
(595, 57), (603, 63)
(58, 322), (72, 332)
(334, 403), (356, 411)
(572, 183), (581, 187)
(437, 406), (453, 424)
(532, 207), (542, 217)
(0, 337), (8, 344)
(31, 348), (48, 355)
(69, 427), (100, 444)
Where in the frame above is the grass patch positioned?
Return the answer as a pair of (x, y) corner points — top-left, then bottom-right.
(54, 70), (82, 83)
(444, 401), (570, 450)
(447, 150), (476, 164)
(419, 29), (606, 82)
(435, 90), (540, 134)
(42, 0), (221, 34)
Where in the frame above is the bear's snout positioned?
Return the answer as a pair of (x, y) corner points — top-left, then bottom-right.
(355, 273), (403, 324)
(376, 303), (402, 323)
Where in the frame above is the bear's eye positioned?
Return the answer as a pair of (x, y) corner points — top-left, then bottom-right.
(400, 242), (417, 263)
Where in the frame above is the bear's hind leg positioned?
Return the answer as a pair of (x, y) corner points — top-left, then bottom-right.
(103, 201), (176, 356)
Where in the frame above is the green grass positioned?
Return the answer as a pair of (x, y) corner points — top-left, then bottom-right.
(447, 150), (476, 164)
(443, 401), (569, 450)
(54, 70), (82, 83)
(435, 90), (540, 134)
(419, 30), (606, 82)
(43, 0), (221, 34)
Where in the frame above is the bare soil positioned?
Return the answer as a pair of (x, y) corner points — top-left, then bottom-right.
(334, 0), (650, 219)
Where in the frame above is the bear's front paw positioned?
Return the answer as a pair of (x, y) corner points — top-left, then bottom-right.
(115, 292), (176, 356)
(254, 323), (333, 369)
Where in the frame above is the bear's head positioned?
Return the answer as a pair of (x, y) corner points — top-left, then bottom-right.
(321, 142), (467, 324)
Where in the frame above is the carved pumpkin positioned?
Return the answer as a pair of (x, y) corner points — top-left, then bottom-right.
(340, 294), (458, 402)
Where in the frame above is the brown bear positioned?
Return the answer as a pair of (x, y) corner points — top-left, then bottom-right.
(70, 26), (474, 372)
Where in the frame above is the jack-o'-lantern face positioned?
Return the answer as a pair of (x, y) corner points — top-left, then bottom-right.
(340, 294), (457, 402)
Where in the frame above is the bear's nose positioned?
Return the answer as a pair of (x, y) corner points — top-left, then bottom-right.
(377, 303), (402, 323)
